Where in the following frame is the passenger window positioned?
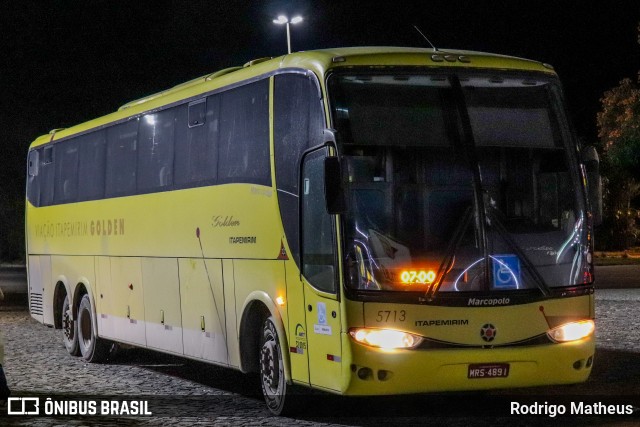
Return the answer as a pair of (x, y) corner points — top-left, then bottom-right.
(28, 150), (39, 177)
(218, 80), (270, 185)
(39, 146), (55, 206)
(138, 109), (175, 192)
(27, 150), (40, 206)
(78, 131), (106, 201)
(188, 99), (206, 127)
(106, 120), (138, 197)
(175, 98), (219, 186)
(274, 73), (324, 264)
(54, 140), (80, 203)
(274, 73), (324, 194)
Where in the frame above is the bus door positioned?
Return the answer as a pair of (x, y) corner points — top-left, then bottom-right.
(300, 147), (343, 392)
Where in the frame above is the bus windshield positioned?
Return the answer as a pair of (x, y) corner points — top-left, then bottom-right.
(328, 71), (591, 295)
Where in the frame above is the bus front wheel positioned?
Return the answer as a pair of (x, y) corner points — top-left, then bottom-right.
(77, 294), (111, 363)
(259, 316), (293, 415)
(62, 294), (80, 356)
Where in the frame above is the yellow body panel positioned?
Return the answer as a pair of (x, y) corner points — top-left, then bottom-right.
(302, 278), (343, 391)
(27, 255), (52, 324)
(99, 257), (146, 346)
(284, 260), (310, 385)
(141, 258), (182, 354)
(27, 184), (282, 259)
(179, 258), (227, 363)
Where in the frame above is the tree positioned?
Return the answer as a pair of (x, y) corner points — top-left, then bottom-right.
(596, 76), (640, 249)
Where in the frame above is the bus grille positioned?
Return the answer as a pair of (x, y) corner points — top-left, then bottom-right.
(30, 292), (43, 315)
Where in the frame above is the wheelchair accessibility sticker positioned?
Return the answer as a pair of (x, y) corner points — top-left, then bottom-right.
(491, 254), (521, 289)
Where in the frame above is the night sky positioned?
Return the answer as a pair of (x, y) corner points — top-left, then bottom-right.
(2, 0), (639, 201)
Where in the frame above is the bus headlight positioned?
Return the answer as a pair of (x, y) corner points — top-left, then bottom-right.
(547, 320), (595, 343)
(349, 328), (423, 349)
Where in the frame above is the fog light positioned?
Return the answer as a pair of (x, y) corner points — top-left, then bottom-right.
(377, 369), (392, 381)
(349, 328), (423, 349)
(357, 367), (372, 380)
(586, 356), (594, 368)
(547, 320), (595, 343)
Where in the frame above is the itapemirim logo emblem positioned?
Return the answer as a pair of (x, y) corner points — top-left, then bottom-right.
(480, 323), (497, 342)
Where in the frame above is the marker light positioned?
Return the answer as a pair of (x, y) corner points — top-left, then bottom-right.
(349, 328), (423, 349)
(275, 296), (285, 306)
(547, 320), (595, 343)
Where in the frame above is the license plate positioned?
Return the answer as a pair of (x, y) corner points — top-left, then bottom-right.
(468, 363), (510, 379)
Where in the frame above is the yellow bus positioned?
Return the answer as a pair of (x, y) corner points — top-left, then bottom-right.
(26, 47), (600, 415)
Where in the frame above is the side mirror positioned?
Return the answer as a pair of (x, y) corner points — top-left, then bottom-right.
(581, 145), (603, 226)
(324, 157), (346, 215)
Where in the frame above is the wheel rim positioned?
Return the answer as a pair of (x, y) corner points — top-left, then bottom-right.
(62, 299), (74, 341)
(261, 341), (279, 393)
(260, 321), (284, 409)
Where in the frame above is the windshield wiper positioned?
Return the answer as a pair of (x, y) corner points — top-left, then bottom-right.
(426, 206), (473, 300)
(449, 75), (491, 291)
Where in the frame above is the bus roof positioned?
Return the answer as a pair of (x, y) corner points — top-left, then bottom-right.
(30, 46), (555, 149)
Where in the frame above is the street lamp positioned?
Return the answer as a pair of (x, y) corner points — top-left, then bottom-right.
(273, 15), (303, 54)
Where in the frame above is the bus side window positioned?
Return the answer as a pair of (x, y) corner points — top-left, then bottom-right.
(274, 73), (324, 265)
(218, 80), (270, 186)
(106, 120), (139, 197)
(274, 73), (323, 194)
(138, 108), (176, 192)
(39, 146), (55, 206)
(54, 140), (80, 204)
(78, 130), (107, 202)
(27, 150), (40, 206)
(175, 98), (219, 187)
(188, 99), (206, 127)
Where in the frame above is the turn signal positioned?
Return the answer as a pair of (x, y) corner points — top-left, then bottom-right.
(547, 320), (595, 343)
(349, 328), (423, 349)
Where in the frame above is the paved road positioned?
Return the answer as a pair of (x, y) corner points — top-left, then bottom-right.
(1, 288), (639, 426)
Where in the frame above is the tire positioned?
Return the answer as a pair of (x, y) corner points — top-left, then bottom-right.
(259, 316), (293, 415)
(61, 294), (80, 356)
(77, 294), (111, 363)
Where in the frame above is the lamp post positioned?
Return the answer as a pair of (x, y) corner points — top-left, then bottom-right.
(273, 15), (303, 54)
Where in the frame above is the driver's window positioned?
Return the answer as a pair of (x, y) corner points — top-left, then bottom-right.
(301, 148), (337, 293)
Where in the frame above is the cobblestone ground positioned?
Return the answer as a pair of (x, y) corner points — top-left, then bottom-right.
(0, 289), (639, 426)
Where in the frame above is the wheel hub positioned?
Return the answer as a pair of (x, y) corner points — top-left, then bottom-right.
(63, 310), (73, 339)
(261, 341), (279, 390)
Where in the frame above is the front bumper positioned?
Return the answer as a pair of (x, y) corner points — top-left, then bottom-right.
(342, 334), (594, 395)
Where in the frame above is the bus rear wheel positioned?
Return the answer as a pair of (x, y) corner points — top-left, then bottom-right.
(62, 294), (80, 356)
(77, 294), (111, 363)
(259, 316), (293, 415)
